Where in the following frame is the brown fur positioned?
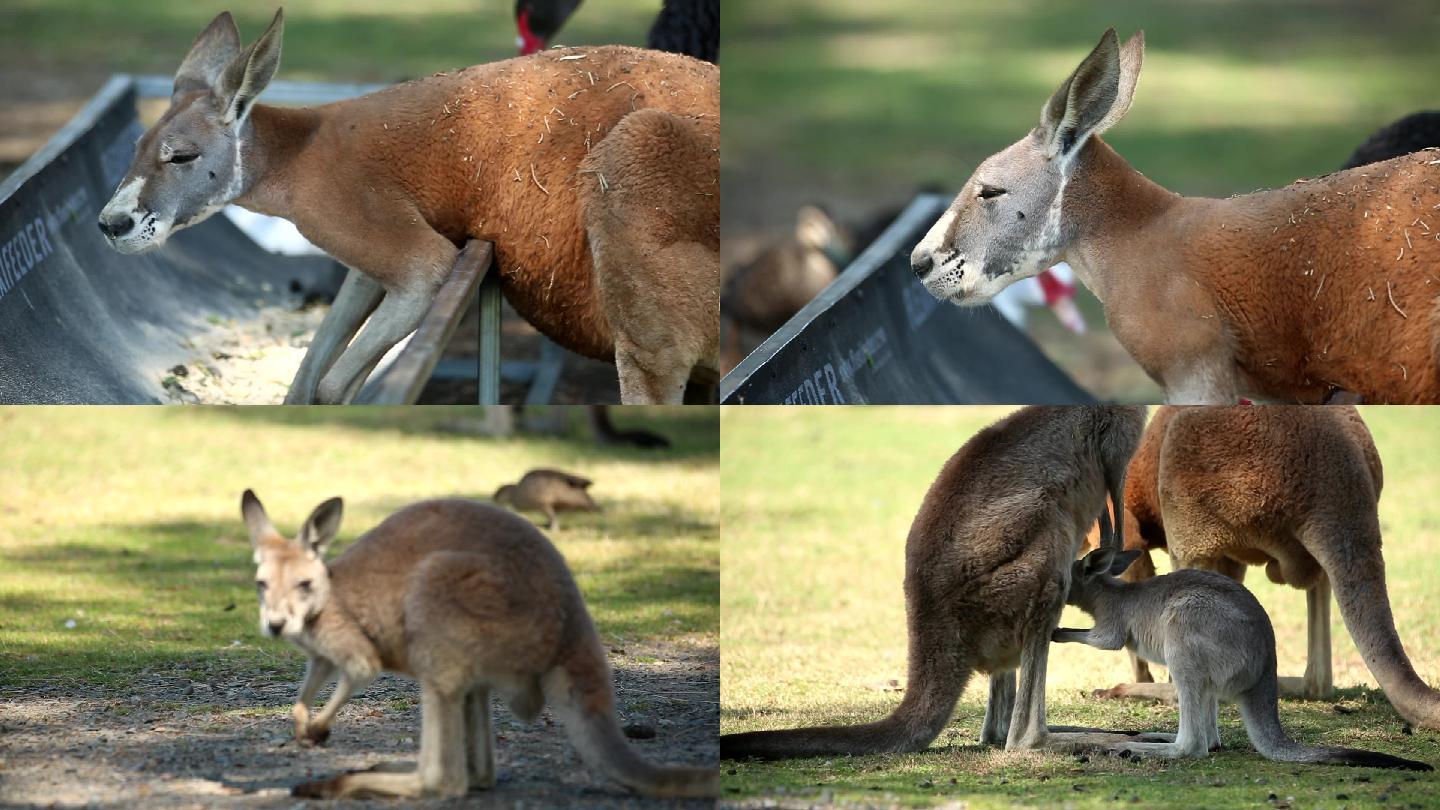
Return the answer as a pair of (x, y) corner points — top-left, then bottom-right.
(1088, 407), (1440, 729)
(104, 11), (719, 403)
(494, 468), (600, 529)
(1066, 141), (1440, 403)
(244, 494), (716, 799)
(237, 47), (717, 376)
(720, 406), (1146, 759)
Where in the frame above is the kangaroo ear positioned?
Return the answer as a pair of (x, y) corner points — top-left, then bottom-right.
(174, 12), (243, 100)
(216, 8), (284, 125)
(241, 489), (278, 563)
(1039, 28), (1145, 160)
(1109, 549), (1143, 576)
(1082, 546), (1114, 576)
(298, 496), (343, 559)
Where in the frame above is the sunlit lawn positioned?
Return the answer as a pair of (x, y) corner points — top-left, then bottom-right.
(0, 406), (718, 688)
(720, 406), (1440, 808)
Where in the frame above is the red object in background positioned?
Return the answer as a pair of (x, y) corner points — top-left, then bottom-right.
(1036, 268), (1074, 306)
(517, 9), (546, 54)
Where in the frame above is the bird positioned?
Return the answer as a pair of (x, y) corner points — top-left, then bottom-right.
(514, 0), (719, 63)
(493, 468), (600, 530)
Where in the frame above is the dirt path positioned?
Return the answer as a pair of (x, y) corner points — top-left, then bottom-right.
(0, 637), (717, 808)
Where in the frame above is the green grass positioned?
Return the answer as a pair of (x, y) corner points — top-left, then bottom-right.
(0, 406), (718, 689)
(0, 0), (660, 82)
(720, 406), (1440, 808)
(721, 0), (1435, 199)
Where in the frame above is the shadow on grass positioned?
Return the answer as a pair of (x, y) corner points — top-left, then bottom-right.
(169, 407), (720, 463)
(2, 508), (716, 684)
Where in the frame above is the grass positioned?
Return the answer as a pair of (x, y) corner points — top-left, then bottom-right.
(1, 0), (661, 83)
(0, 405), (718, 689)
(719, 406), (1440, 808)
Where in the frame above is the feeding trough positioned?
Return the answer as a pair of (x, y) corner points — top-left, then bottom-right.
(720, 195), (1097, 405)
(0, 75), (558, 405)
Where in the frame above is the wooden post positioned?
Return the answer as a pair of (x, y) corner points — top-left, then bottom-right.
(477, 271), (502, 405)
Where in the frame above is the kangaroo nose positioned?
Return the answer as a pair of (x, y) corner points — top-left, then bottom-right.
(267, 621), (286, 637)
(97, 213), (134, 239)
(910, 250), (934, 280)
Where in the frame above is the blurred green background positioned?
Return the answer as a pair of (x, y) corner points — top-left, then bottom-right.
(720, 0), (1439, 399)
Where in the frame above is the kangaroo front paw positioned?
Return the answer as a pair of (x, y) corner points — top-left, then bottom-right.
(299, 723), (332, 747)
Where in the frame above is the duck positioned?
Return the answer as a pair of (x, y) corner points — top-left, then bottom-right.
(493, 468), (600, 530)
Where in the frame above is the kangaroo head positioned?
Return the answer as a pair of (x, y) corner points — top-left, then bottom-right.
(241, 488), (342, 640)
(493, 484), (516, 504)
(1067, 544), (1143, 607)
(910, 28), (1143, 305)
(97, 10), (284, 254)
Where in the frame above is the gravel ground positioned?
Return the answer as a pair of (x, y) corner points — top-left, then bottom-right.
(160, 303), (330, 406)
(0, 637), (717, 809)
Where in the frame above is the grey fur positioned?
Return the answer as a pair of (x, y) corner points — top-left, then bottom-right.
(721, 406), (1146, 759)
(1055, 547), (1432, 771)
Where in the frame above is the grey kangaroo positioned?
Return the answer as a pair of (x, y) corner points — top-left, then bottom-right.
(242, 490), (717, 799)
(1054, 545), (1433, 771)
(721, 405), (1146, 758)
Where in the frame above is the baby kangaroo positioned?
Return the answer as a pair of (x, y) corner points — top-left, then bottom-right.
(1054, 546), (1432, 771)
(242, 490), (717, 799)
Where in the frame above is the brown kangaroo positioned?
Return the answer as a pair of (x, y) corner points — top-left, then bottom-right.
(721, 406), (1146, 758)
(910, 28), (1440, 403)
(242, 490), (717, 798)
(100, 10), (719, 404)
(1090, 406), (1440, 732)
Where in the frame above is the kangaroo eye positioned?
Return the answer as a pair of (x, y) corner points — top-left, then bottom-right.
(168, 152), (200, 165)
(977, 185), (1007, 200)
(297, 580), (313, 593)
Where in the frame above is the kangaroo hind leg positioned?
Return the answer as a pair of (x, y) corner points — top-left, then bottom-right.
(579, 108), (719, 405)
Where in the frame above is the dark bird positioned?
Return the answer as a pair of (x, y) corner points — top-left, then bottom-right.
(1342, 111), (1440, 169)
(515, 0), (719, 63)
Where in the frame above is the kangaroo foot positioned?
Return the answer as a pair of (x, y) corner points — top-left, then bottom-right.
(298, 723), (331, 747)
(1093, 682), (1177, 702)
(292, 775), (344, 799)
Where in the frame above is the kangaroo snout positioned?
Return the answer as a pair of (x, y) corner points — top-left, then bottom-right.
(266, 620), (286, 637)
(97, 212), (134, 240)
(910, 248), (934, 279)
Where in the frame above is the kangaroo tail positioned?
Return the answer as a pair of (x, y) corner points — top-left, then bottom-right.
(1304, 518), (1440, 731)
(545, 635), (718, 798)
(721, 623), (969, 760)
(1237, 681), (1432, 771)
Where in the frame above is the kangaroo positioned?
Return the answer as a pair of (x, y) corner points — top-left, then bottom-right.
(910, 28), (1440, 404)
(1086, 406), (1440, 734)
(1054, 546), (1433, 771)
(99, 10), (719, 405)
(241, 490), (716, 799)
(721, 405), (1146, 759)
(493, 468), (600, 530)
